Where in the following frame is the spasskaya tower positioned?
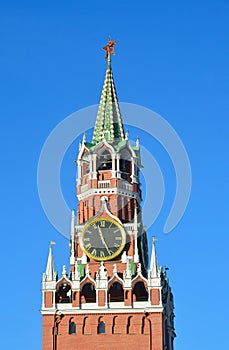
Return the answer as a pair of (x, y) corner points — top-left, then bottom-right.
(41, 38), (176, 350)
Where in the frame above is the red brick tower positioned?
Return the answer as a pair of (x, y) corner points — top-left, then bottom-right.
(41, 38), (176, 350)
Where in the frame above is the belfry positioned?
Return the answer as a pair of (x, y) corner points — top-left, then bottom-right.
(41, 38), (176, 350)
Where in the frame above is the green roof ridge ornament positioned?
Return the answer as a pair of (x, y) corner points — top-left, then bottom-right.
(92, 37), (125, 145)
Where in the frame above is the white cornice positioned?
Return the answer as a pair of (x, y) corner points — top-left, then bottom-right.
(77, 187), (141, 202)
(40, 304), (164, 315)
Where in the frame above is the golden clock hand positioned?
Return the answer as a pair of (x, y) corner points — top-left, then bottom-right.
(97, 225), (112, 255)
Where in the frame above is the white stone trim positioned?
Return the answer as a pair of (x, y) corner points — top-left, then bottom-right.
(77, 187), (141, 202)
(107, 273), (124, 287)
(77, 144), (90, 160)
(80, 273), (96, 286)
(56, 275), (72, 287)
(94, 139), (115, 154)
(40, 305), (164, 315)
(131, 273), (148, 286)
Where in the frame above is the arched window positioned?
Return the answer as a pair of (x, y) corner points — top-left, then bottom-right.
(98, 150), (112, 170)
(119, 149), (131, 181)
(109, 282), (124, 302)
(81, 151), (90, 175)
(98, 321), (106, 334)
(69, 321), (76, 334)
(56, 283), (71, 303)
(81, 283), (96, 303)
(133, 281), (148, 301)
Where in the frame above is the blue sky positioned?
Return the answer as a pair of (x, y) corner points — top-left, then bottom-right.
(0, 0), (228, 349)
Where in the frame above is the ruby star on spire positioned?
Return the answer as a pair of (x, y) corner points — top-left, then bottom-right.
(103, 37), (117, 60)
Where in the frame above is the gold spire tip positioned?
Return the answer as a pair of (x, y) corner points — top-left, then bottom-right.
(50, 241), (56, 248)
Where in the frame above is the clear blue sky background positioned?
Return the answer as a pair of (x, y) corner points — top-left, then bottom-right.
(0, 1), (228, 349)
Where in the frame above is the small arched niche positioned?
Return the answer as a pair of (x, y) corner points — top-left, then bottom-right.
(69, 318), (76, 335)
(126, 316), (133, 334)
(98, 318), (106, 334)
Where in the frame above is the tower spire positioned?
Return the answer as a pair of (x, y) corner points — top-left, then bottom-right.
(149, 237), (158, 278)
(92, 37), (124, 144)
(45, 242), (55, 281)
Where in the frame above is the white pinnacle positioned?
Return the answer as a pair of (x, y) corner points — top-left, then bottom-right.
(134, 207), (139, 263)
(85, 263), (90, 275)
(136, 136), (140, 147)
(99, 261), (107, 278)
(70, 210), (75, 263)
(62, 265), (67, 276)
(45, 246), (55, 281)
(150, 239), (158, 278)
(71, 209), (75, 234)
(113, 263), (118, 274)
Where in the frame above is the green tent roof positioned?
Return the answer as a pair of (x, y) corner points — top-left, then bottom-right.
(92, 61), (125, 144)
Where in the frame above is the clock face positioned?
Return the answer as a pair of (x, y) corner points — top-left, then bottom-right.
(80, 217), (126, 261)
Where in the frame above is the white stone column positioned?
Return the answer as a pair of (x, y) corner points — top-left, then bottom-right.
(134, 207), (139, 263)
(116, 153), (121, 178)
(77, 160), (82, 185)
(92, 154), (97, 179)
(111, 153), (116, 178)
(131, 157), (138, 184)
(88, 155), (93, 179)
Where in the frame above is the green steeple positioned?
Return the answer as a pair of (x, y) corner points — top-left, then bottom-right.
(92, 38), (125, 144)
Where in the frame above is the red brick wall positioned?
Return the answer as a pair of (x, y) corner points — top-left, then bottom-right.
(44, 291), (53, 308)
(151, 288), (160, 305)
(98, 290), (106, 306)
(42, 312), (163, 350)
(77, 187), (139, 224)
(42, 315), (54, 350)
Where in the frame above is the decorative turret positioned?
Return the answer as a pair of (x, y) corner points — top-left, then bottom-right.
(148, 237), (161, 290)
(42, 243), (56, 309)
